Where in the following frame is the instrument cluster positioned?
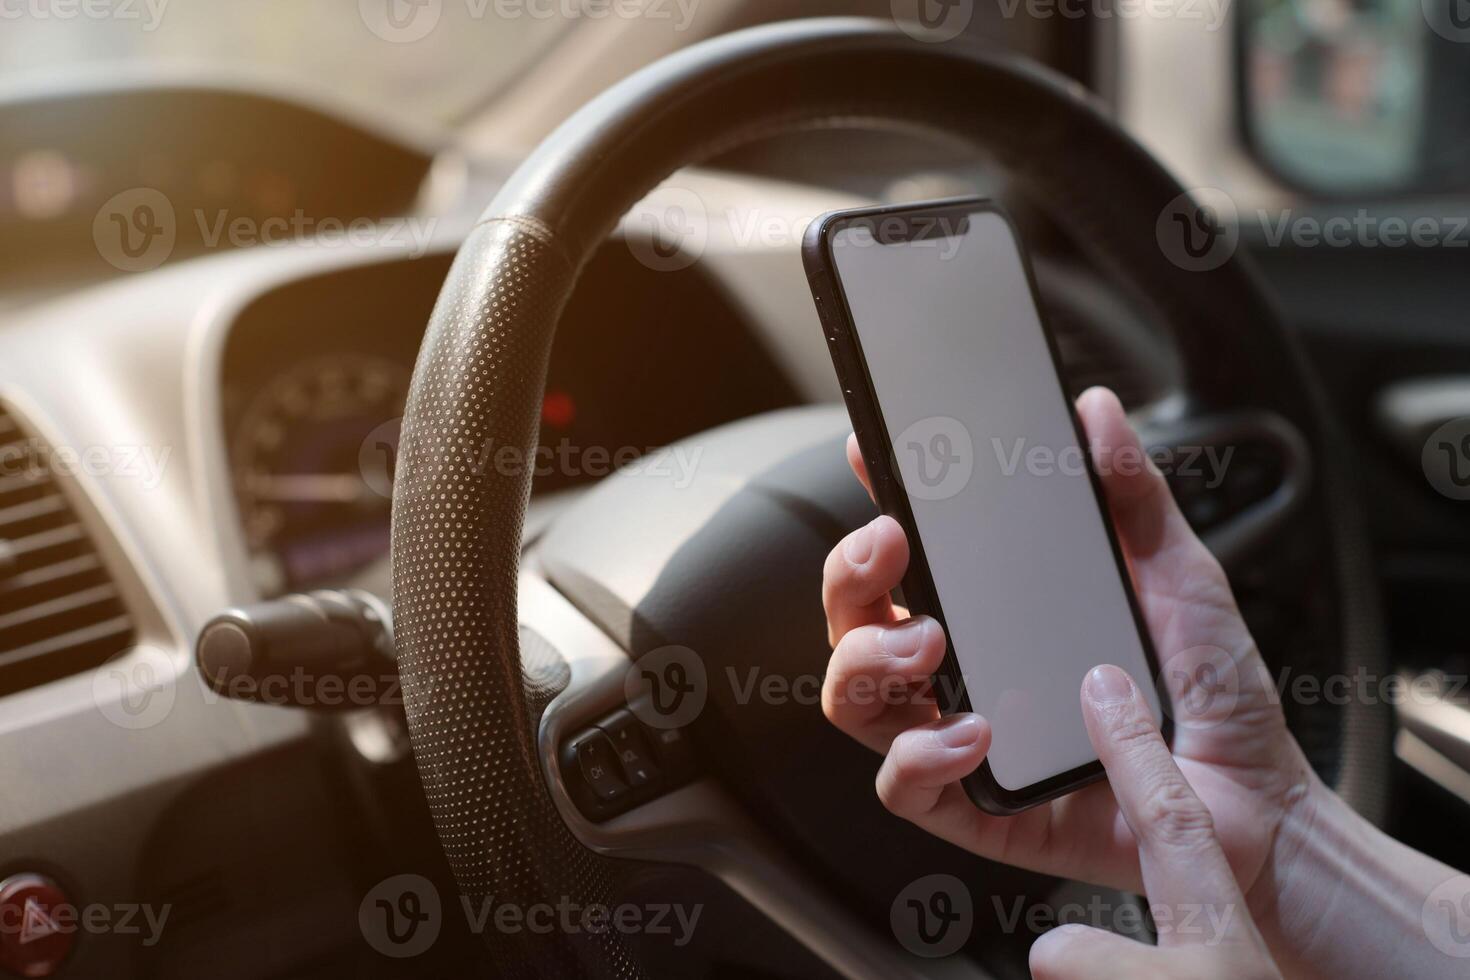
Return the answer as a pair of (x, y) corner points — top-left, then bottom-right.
(222, 247), (802, 596)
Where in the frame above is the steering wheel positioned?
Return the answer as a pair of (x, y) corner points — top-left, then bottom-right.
(390, 17), (1390, 977)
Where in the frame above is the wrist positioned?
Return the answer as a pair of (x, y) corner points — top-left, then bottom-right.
(1243, 758), (1345, 970)
(1246, 758), (1436, 979)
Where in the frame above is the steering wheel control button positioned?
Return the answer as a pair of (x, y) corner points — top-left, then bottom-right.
(574, 732), (630, 803)
(596, 713), (661, 788)
(0, 874), (73, 978)
(647, 725), (697, 782)
(561, 709), (702, 821)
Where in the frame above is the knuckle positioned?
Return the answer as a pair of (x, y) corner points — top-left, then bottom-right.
(874, 769), (905, 815)
(1174, 544), (1236, 606)
(1136, 780), (1216, 848)
(820, 549), (850, 607)
(822, 538), (849, 580)
(828, 627), (875, 681)
(821, 666), (859, 725)
(885, 754), (923, 795)
(875, 748), (923, 815)
(826, 627), (910, 724)
(820, 683), (842, 726)
(1106, 711), (1161, 750)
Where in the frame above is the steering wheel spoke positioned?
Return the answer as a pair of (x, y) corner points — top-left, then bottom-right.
(1133, 399), (1312, 569)
(519, 574), (963, 980)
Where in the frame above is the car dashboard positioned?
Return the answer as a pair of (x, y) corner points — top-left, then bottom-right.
(0, 78), (1171, 977)
(219, 245), (802, 597)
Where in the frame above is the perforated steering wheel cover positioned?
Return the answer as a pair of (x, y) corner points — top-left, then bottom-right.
(390, 18), (1389, 976)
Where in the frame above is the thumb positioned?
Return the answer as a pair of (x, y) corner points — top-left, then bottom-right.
(1074, 385), (1219, 571)
(1029, 923), (1152, 980)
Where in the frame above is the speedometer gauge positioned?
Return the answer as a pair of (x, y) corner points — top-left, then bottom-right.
(232, 354), (408, 595)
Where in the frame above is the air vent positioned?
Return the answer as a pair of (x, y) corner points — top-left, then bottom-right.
(0, 406), (136, 695)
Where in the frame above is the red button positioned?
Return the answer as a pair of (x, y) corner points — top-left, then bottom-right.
(0, 875), (73, 978)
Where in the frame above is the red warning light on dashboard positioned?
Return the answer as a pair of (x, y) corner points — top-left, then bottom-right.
(0, 874), (73, 977)
(542, 390), (576, 429)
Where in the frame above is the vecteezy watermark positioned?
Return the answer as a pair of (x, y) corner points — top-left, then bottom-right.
(623, 191), (975, 273)
(993, 894), (1236, 944)
(1266, 668), (1470, 710)
(360, 875), (443, 958)
(1159, 188), (1470, 272)
(890, 0), (974, 42)
(359, 0), (702, 44)
(93, 188), (177, 273)
(0, 436), (171, 491)
(828, 216), (970, 262)
(91, 645), (177, 731)
(92, 188), (438, 273)
(0, 899), (171, 947)
(895, 416), (976, 502)
(1156, 645), (1241, 732)
(0, 0), (169, 30)
(639, 640), (1470, 727)
(990, 436), (1235, 489)
(625, 645), (708, 729)
(1156, 188), (1240, 273)
(699, 658), (1470, 723)
(199, 666), (403, 711)
(1254, 210), (1470, 250)
(1423, 875), (1470, 958)
(359, 417), (403, 499)
(358, 874), (702, 958)
(634, 648), (951, 720)
(193, 210), (437, 258)
(625, 187), (709, 272)
(1422, 0), (1470, 44)
(474, 440), (702, 487)
(1422, 417), (1470, 501)
(359, 0), (441, 42)
(891, 874), (973, 957)
(461, 896), (702, 947)
(1156, 662), (1470, 726)
(994, 0), (1231, 30)
(358, 420), (705, 497)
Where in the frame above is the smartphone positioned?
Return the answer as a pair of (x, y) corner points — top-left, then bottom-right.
(803, 198), (1169, 814)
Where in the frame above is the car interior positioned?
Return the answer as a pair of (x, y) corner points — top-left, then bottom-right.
(1, 1), (1469, 977)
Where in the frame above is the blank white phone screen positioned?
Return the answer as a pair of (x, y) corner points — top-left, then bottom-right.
(830, 210), (1161, 791)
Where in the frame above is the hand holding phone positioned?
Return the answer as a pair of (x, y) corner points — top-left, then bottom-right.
(806, 199), (1167, 811)
(821, 386), (1311, 897)
(815, 252), (1311, 903)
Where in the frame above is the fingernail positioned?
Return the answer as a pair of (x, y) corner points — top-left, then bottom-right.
(879, 618), (931, 660)
(938, 714), (983, 748)
(1084, 665), (1134, 705)
(844, 522), (875, 565)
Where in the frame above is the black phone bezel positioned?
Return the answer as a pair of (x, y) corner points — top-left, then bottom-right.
(801, 196), (1172, 815)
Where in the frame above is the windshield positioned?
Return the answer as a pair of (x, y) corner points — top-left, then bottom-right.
(0, 0), (574, 125)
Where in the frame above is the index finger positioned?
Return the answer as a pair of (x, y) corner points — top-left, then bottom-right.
(1079, 664), (1252, 947)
